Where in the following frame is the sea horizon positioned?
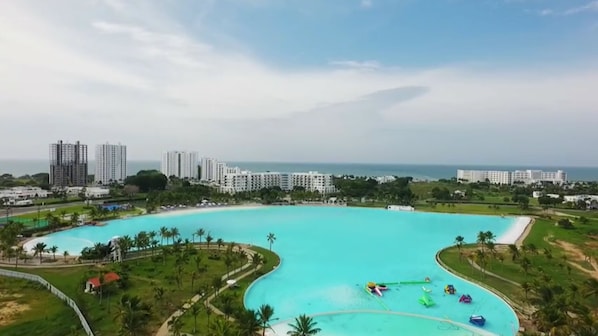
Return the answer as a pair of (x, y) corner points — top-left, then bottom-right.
(1, 159), (598, 181)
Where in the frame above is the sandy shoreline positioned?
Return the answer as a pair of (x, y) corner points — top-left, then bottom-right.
(151, 204), (265, 218)
(496, 216), (532, 245)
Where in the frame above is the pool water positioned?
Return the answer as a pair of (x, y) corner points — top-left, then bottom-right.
(28, 206), (519, 335)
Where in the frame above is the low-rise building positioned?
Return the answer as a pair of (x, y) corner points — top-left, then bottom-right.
(0, 186), (50, 200)
(219, 170), (336, 194)
(64, 187), (110, 199)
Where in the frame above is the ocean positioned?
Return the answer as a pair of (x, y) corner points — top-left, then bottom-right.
(1, 159), (598, 181)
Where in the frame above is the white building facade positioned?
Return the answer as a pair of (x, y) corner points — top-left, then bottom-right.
(161, 151), (199, 179)
(457, 169), (567, 185)
(219, 171), (335, 194)
(95, 143), (127, 184)
(0, 187), (49, 200)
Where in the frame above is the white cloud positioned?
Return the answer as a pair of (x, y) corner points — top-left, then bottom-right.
(0, 1), (597, 165)
(361, 0), (373, 8)
(329, 60), (381, 69)
(538, 1), (598, 16)
(564, 1), (598, 15)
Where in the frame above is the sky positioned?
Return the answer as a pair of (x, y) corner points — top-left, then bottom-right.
(0, 0), (597, 166)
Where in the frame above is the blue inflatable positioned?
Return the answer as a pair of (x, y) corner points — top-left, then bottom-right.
(469, 315), (486, 327)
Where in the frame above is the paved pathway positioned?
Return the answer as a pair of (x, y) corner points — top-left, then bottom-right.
(155, 246), (263, 336)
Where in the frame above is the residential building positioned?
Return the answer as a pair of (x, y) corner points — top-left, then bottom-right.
(0, 187), (49, 200)
(49, 140), (88, 187)
(200, 157), (240, 183)
(457, 169), (567, 185)
(161, 151), (199, 179)
(95, 143), (127, 185)
(219, 170), (335, 194)
(456, 170), (512, 185)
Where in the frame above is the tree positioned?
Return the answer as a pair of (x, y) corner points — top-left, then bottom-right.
(168, 317), (184, 336)
(124, 170), (168, 193)
(287, 314), (321, 336)
(558, 218), (574, 229)
(196, 228), (205, 246)
(454, 235), (465, 251)
(267, 233), (276, 251)
(50, 245), (58, 260)
(114, 294), (152, 336)
(189, 303), (201, 334)
(63, 250), (69, 262)
(206, 234), (213, 249)
(33, 242), (47, 264)
(258, 304), (275, 336)
(160, 226), (168, 245)
(216, 238), (224, 250)
(238, 309), (262, 336)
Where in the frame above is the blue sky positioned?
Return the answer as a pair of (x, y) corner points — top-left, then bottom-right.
(0, 0), (597, 165)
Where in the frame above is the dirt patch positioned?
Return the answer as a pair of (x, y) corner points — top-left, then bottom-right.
(0, 300), (30, 326)
(546, 238), (598, 279)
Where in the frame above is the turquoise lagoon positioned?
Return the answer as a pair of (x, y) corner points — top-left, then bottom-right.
(29, 206), (520, 335)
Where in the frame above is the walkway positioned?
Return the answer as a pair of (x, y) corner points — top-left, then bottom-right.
(155, 246), (263, 336)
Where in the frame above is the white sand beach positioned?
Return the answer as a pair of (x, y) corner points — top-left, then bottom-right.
(496, 216), (532, 244)
(152, 204), (265, 218)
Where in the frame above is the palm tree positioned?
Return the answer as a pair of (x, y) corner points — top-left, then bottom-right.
(521, 281), (532, 300)
(583, 278), (598, 299)
(267, 233), (276, 251)
(454, 235), (465, 252)
(196, 228), (205, 246)
(170, 227), (180, 242)
(63, 250), (69, 262)
(115, 294), (152, 336)
(287, 314), (321, 336)
(14, 246), (24, 268)
(476, 231), (487, 252)
(206, 234), (213, 249)
(33, 242), (47, 264)
(508, 244), (520, 261)
(252, 253), (263, 273)
(258, 304), (275, 336)
(189, 303), (201, 334)
(50, 245), (58, 260)
(168, 317), (184, 336)
(159, 226), (168, 245)
(70, 212), (80, 226)
(238, 309), (262, 336)
(216, 238), (225, 250)
(212, 317), (234, 336)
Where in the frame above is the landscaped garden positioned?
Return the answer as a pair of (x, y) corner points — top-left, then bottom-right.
(439, 216), (598, 334)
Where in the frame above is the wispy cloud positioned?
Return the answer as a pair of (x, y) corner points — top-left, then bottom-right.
(0, 1), (597, 165)
(360, 0), (373, 8)
(329, 60), (381, 69)
(539, 1), (598, 16)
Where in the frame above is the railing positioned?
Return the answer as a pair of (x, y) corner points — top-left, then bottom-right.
(0, 268), (94, 336)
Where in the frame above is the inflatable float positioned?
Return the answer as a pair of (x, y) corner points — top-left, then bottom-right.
(444, 284), (456, 295)
(469, 315), (486, 327)
(365, 282), (388, 297)
(459, 294), (472, 303)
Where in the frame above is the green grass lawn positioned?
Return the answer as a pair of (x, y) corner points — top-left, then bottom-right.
(15, 205), (91, 220)
(416, 202), (535, 216)
(0, 277), (84, 336)
(438, 217), (598, 313)
(1, 244), (275, 336)
(178, 246), (280, 335)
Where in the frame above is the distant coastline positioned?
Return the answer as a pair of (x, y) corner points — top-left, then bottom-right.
(1, 159), (598, 181)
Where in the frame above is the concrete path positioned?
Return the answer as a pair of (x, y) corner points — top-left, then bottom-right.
(155, 246), (264, 336)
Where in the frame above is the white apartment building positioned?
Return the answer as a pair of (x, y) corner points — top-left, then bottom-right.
(457, 169), (567, 185)
(512, 170), (567, 185)
(161, 151), (199, 179)
(95, 143), (127, 184)
(219, 170), (335, 194)
(200, 157), (240, 184)
(456, 170), (512, 185)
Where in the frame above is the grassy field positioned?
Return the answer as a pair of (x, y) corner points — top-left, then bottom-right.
(0, 277), (84, 336)
(1, 244), (270, 335)
(415, 202), (535, 216)
(438, 217), (598, 315)
(178, 246), (280, 335)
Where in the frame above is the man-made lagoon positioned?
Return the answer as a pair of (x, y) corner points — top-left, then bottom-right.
(26, 206), (523, 335)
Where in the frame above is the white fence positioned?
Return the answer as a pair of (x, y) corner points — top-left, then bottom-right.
(0, 268), (95, 336)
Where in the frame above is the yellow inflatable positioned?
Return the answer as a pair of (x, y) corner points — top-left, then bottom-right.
(367, 282), (376, 288)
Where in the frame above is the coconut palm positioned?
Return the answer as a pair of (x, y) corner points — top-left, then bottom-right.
(508, 244), (520, 261)
(50, 245), (58, 260)
(287, 314), (321, 336)
(63, 250), (69, 262)
(170, 227), (180, 242)
(159, 226), (168, 245)
(583, 278), (598, 299)
(115, 294), (152, 336)
(168, 317), (184, 336)
(454, 235), (465, 252)
(267, 233), (276, 251)
(189, 303), (201, 333)
(258, 304), (275, 336)
(33, 242), (47, 264)
(206, 234), (213, 249)
(196, 228), (206, 246)
(216, 238), (225, 250)
(238, 309), (261, 336)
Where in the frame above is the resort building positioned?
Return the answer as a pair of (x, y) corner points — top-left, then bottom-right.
(49, 140), (88, 187)
(456, 169), (567, 185)
(219, 171), (336, 194)
(0, 186), (49, 200)
(94, 143), (127, 185)
(161, 151), (199, 179)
